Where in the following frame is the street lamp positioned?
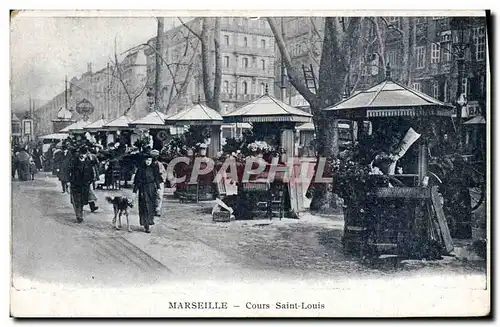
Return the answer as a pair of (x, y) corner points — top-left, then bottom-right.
(449, 17), (472, 147)
(146, 88), (155, 111)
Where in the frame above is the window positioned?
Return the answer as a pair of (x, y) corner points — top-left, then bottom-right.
(388, 17), (400, 28)
(412, 82), (422, 92)
(243, 36), (248, 47)
(431, 43), (440, 63)
(261, 39), (266, 48)
(461, 77), (468, 96)
(260, 83), (266, 95)
(242, 81), (248, 94)
(433, 81), (439, 99)
(480, 75), (486, 96)
(416, 46), (425, 69)
(444, 80), (449, 102)
(386, 51), (397, 66)
(242, 57), (248, 68)
(359, 57), (368, 76)
(442, 42), (452, 62)
(261, 59), (266, 70)
(224, 56), (230, 68)
(416, 17), (426, 24)
(223, 81), (229, 93)
(224, 35), (230, 46)
(473, 26), (486, 61)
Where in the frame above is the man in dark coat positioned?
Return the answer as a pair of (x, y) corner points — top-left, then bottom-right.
(133, 152), (162, 233)
(15, 147), (31, 181)
(58, 149), (72, 193)
(69, 147), (95, 223)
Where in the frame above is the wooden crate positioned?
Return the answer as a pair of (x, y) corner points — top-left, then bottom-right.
(213, 211), (232, 222)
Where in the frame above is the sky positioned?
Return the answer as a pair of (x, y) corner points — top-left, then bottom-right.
(10, 13), (178, 114)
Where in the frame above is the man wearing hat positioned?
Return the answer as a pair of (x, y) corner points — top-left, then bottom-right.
(151, 149), (167, 216)
(69, 146), (95, 223)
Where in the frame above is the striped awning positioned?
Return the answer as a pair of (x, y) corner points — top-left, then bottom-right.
(225, 115), (312, 123)
(366, 107), (453, 118)
(38, 133), (69, 140)
(223, 93), (312, 124)
(324, 77), (454, 118)
(83, 118), (108, 132)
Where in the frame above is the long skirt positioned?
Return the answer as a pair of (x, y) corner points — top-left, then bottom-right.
(88, 188), (98, 202)
(70, 184), (90, 219)
(138, 183), (157, 227)
(17, 161), (30, 181)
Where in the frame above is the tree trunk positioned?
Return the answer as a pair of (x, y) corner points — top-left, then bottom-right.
(200, 18), (213, 105)
(210, 17), (222, 111)
(400, 17), (412, 85)
(155, 17), (164, 112)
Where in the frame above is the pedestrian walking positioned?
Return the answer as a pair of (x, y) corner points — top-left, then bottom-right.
(69, 146), (95, 223)
(58, 148), (72, 193)
(86, 147), (100, 212)
(151, 149), (167, 216)
(133, 152), (162, 233)
(15, 146), (31, 181)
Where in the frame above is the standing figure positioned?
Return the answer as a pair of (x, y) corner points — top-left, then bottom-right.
(69, 147), (95, 223)
(15, 147), (31, 181)
(151, 150), (167, 217)
(12, 148), (18, 179)
(33, 145), (43, 171)
(86, 147), (100, 212)
(58, 148), (72, 193)
(133, 152), (162, 233)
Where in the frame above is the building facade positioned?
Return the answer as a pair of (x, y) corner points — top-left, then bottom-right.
(274, 16), (487, 120)
(144, 17), (276, 115)
(34, 50), (149, 136)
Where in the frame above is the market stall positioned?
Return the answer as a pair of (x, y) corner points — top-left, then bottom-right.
(82, 116), (108, 146)
(222, 88), (313, 218)
(102, 114), (135, 147)
(59, 119), (92, 135)
(164, 103), (224, 202)
(323, 66), (456, 258)
(128, 110), (171, 150)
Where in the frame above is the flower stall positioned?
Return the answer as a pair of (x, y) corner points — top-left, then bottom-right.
(322, 65), (456, 259)
(222, 88), (313, 219)
(164, 103), (224, 202)
(102, 114), (135, 147)
(82, 116), (109, 146)
(128, 110), (172, 150)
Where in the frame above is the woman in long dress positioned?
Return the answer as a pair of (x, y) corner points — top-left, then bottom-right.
(133, 153), (162, 233)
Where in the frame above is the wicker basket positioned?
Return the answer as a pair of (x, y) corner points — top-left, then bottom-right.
(213, 211), (232, 222)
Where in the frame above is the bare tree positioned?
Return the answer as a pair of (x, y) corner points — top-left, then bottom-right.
(109, 37), (149, 116)
(180, 17), (222, 111)
(269, 17), (362, 210)
(123, 31), (200, 113)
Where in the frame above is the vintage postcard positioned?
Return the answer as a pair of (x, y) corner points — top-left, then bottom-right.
(9, 9), (490, 317)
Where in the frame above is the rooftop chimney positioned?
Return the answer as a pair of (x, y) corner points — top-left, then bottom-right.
(87, 63), (92, 74)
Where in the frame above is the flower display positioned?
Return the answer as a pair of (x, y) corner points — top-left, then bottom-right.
(247, 140), (272, 154)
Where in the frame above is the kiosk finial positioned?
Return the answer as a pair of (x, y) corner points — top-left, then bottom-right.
(385, 63), (392, 80)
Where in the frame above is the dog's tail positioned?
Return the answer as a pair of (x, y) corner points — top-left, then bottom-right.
(105, 196), (114, 204)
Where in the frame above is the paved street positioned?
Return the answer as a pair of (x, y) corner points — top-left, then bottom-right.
(12, 173), (487, 289)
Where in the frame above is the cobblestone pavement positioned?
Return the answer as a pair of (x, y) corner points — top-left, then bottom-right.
(12, 173), (487, 287)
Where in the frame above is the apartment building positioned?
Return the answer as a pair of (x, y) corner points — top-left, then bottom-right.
(144, 17), (276, 115)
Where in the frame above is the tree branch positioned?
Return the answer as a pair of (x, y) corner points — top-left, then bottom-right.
(267, 17), (318, 106)
(122, 42), (181, 95)
(178, 17), (202, 41)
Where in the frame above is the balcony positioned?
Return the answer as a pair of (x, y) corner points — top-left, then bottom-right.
(220, 44), (274, 57)
(192, 93), (261, 104)
(428, 61), (453, 75)
(234, 66), (274, 78)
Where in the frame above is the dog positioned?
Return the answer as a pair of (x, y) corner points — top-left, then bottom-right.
(105, 196), (134, 232)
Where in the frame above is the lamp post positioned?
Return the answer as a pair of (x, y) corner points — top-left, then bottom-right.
(450, 17), (472, 148)
(146, 88), (155, 112)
